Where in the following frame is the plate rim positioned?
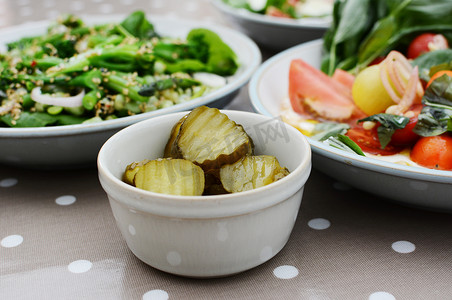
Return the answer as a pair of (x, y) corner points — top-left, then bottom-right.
(210, 0), (331, 29)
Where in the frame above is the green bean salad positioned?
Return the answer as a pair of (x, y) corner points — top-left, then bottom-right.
(0, 11), (239, 127)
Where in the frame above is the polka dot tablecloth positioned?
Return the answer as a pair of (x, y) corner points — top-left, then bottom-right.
(1, 1), (452, 300)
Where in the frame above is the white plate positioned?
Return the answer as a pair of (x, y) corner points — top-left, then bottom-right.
(249, 39), (452, 211)
(0, 14), (261, 169)
(210, 0), (330, 51)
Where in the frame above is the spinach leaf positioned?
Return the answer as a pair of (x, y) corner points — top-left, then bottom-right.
(187, 28), (239, 76)
(119, 11), (158, 39)
(322, 0), (452, 75)
(412, 49), (452, 81)
(0, 112), (58, 127)
(359, 113), (409, 148)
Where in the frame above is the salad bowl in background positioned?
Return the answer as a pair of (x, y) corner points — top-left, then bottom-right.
(0, 15), (261, 169)
(249, 39), (452, 212)
(210, 0), (330, 51)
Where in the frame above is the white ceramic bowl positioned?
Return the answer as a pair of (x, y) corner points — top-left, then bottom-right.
(0, 15), (261, 169)
(210, 0), (330, 51)
(249, 39), (452, 212)
(97, 110), (312, 277)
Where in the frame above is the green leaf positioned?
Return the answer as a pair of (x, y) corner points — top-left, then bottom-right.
(0, 112), (58, 127)
(412, 49), (452, 81)
(359, 113), (409, 148)
(413, 74), (452, 136)
(119, 11), (158, 39)
(323, 134), (366, 156)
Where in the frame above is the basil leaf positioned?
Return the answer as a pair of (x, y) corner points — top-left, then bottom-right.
(359, 113), (409, 148)
(323, 134), (366, 156)
(413, 75), (452, 136)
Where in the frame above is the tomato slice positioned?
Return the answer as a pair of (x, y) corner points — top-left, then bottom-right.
(288, 59), (364, 122)
(410, 135), (452, 170)
(346, 125), (404, 156)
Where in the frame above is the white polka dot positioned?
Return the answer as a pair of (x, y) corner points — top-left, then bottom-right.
(273, 265), (299, 279)
(217, 222), (228, 242)
(143, 289), (169, 300)
(1, 235), (23, 248)
(369, 291), (396, 300)
(128, 224), (136, 236)
(0, 178), (18, 187)
(99, 3), (113, 13)
(167, 251), (181, 266)
(55, 195), (76, 206)
(391, 241), (415, 253)
(333, 181), (352, 191)
(308, 218), (331, 230)
(68, 260), (92, 273)
(260, 246), (273, 261)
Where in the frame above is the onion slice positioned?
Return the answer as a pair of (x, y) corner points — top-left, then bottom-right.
(380, 51), (424, 106)
(385, 66), (419, 115)
(31, 87), (84, 107)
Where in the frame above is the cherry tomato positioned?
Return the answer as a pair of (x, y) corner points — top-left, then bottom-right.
(346, 125), (404, 156)
(426, 70), (452, 88)
(389, 104), (422, 146)
(407, 33), (449, 59)
(410, 135), (452, 170)
(389, 116), (420, 146)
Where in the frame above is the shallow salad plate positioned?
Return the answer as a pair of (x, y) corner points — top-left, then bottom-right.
(0, 14), (261, 169)
(249, 39), (452, 212)
(210, 0), (330, 51)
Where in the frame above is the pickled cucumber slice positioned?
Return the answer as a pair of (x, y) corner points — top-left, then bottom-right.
(133, 158), (205, 196)
(164, 115), (187, 158)
(168, 106), (254, 171)
(122, 159), (150, 185)
(219, 155), (289, 193)
(203, 173), (229, 195)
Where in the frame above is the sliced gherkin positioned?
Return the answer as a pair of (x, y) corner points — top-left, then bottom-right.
(166, 106), (254, 172)
(219, 155), (289, 193)
(203, 173), (229, 196)
(122, 159), (150, 185)
(164, 115), (187, 158)
(133, 158), (205, 196)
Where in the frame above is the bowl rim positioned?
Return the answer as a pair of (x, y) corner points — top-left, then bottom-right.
(97, 110), (312, 218)
(0, 14), (262, 138)
(248, 39), (452, 183)
(210, 0), (331, 29)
